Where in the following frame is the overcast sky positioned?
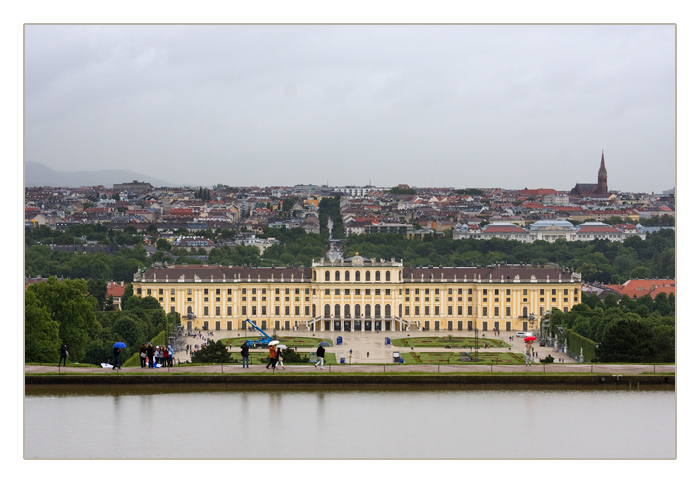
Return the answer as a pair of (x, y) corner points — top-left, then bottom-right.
(24, 24), (675, 193)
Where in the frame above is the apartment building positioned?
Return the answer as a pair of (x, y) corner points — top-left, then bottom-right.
(131, 255), (582, 334)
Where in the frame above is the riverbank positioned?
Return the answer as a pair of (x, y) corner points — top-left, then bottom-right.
(26, 371), (675, 387)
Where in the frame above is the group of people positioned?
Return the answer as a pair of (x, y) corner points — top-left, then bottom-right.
(265, 344), (286, 369)
(139, 343), (174, 368)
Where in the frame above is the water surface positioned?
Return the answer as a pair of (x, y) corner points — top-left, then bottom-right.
(25, 385), (675, 459)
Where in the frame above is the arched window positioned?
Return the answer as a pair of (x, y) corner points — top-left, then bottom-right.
(335, 271), (340, 282)
(324, 304), (331, 317)
(355, 271), (360, 282)
(375, 304), (381, 318)
(355, 304), (361, 317)
(365, 304), (371, 318)
(344, 304), (351, 317)
(365, 271), (371, 281)
(325, 271), (330, 282)
(335, 304), (341, 317)
(385, 271), (391, 282)
(375, 271), (381, 281)
(345, 271), (350, 281)
(385, 304), (392, 318)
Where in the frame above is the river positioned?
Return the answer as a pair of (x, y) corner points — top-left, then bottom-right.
(24, 384), (675, 459)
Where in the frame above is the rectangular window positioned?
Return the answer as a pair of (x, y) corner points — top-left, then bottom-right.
(227, 306), (232, 316)
(215, 307), (220, 316)
(204, 307), (209, 316)
(494, 307), (499, 316)
(458, 306), (463, 315)
(285, 307), (290, 316)
(262, 306), (267, 315)
(295, 307), (300, 316)
(506, 307), (511, 316)
(448, 306), (453, 315)
(482, 307), (488, 317)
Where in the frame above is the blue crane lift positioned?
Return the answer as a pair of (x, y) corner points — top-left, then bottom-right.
(243, 318), (274, 348)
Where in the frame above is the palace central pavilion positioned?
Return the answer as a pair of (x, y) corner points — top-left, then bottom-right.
(132, 254), (582, 334)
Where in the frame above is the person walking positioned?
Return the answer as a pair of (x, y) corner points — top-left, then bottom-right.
(112, 346), (122, 370)
(315, 345), (325, 369)
(276, 346), (285, 369)
(168, 345), (174, 367)
(266, 345), (277, 369)
(241, 343), (250, 368)
(58, 344), (68, 367)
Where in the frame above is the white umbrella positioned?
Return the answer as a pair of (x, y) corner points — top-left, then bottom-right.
(277, 344), (287, 350)
(268, 340), (280, 346)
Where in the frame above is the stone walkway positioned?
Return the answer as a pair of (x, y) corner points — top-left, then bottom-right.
(29, 330), (675, 375)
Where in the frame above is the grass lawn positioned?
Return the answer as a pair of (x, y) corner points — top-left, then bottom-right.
(392, 336), (510, 349)
(221, 336), (333, 348)
(402, 351), (526, 364)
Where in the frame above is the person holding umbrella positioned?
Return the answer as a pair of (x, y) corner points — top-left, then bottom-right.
(524, 336), (536, 366)
(113, 342), (126, 370)
(266, 343), (278, 369)
(276, 345), (286, 369)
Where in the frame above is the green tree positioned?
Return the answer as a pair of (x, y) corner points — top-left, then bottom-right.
(156, 239), (172, 251)
(112, 313), (146, 350)
(25, 290), (61, 363)
(26, 277), (100, 362)
(190, 340), (232, 363)
(596, 313), (654, 362)
(651, 324), (675, 362)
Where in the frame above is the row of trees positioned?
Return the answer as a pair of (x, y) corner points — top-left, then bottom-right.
(343, 230), (675, 283)
(26, 224), (674, 285)
(549, 292), (675, 363)
(25, 277), (175, 365)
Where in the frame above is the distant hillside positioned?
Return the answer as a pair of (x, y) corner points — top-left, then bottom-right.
(24, 162), (173, 188)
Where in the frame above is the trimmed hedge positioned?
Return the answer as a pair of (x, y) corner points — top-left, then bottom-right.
(567, 330), (597, 362)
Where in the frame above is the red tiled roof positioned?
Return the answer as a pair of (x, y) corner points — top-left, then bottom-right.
(577, 225), (620, 233)
(484, 225), (527, 233)
(107, 282), (126, 297)
(605, 279), (675, 299)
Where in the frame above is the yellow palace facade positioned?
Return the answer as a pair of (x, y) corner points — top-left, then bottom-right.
(131, 254), (582, 334)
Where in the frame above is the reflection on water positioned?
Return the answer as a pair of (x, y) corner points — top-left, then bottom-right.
(25, 385), (675, 459)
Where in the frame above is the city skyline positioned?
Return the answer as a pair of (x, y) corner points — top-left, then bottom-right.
(25, 24), (675, 193)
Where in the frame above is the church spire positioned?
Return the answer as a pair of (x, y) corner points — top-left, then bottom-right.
(597, 150), (608, 194)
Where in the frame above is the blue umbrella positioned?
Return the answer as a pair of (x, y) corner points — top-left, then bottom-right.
(114, 342), (127, 348)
